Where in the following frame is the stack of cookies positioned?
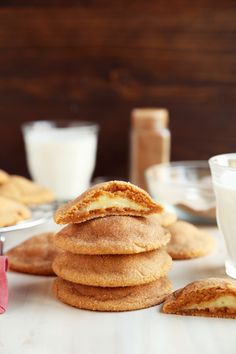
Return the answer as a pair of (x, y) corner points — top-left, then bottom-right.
(52, 181), (173, 312)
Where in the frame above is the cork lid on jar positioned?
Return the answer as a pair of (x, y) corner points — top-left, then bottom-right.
(131, 108), (169, 129)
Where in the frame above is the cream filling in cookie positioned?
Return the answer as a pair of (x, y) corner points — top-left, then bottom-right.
(80, 195), (149, 212)
(184, 295), (236, 310)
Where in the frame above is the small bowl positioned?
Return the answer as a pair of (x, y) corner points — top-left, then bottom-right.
(145, 161), (216, 224)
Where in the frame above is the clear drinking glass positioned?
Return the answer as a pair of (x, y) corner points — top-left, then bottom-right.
(22, 120), (99, 200)
(209, 153), (236, 279)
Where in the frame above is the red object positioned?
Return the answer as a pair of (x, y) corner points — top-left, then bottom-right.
(0, 256), (8, 314)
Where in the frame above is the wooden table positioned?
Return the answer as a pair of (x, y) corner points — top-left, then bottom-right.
(0, 222), (235, 354)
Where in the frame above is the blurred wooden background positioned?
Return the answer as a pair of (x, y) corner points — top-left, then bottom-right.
(0, 0), (236, 179)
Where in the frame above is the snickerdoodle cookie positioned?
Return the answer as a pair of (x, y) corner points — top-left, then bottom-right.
(54, 180), (163, 224)
(156, 211), (177, 227)
(166, 221), (216, 260)
(7, 232), (59, 275)
(0, 196), (31, 227)
(0, 169), (9, 184)
(53, 276), (172, 312)
(162, 278), (236, 319)
(54, 215), (171, 255)
(0, 175), (55, 205)
(53, 248), (172, 287)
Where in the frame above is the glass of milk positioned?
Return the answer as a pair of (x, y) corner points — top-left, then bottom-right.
(22, 120), (99, 200)
(209, 153), (236, 279)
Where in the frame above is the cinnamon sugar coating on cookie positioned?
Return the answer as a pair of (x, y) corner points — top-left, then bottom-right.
(7, 232), (60, 275)
(0, 175), (55, 205)
(52, 248), (172, 287)
(54, 180), (163, 224)
(53, 276), (172, 312)
(0, 195), (31, 227)
(166, 221), (216, 260)
(162, 278), (236, 318)
(54, 215), (171, 255)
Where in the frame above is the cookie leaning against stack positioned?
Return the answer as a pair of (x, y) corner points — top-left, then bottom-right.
(53, 180), (173, 312)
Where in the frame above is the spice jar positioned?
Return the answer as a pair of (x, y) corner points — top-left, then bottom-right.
(130, 108), (171, 190)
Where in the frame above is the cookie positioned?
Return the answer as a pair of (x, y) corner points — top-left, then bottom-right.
(53, 248), (172, 287)
(155, 211), (177, 227)
(7, 232), (59, 275)
(54, 215), (171, 255)
(54, 180), (163, 224)
(166, 221), (216, 259)
(0, 169), (10, 184)
(0, 175), (55, 205)
(162, 278), (236, 319)
(53, 276), (172, 312)
(0, 196), (31, 227)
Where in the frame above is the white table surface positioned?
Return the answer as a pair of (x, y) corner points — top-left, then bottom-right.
(0, 221), (235, 354)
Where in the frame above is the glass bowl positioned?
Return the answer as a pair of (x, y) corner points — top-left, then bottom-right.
(145, 161), (216, 224)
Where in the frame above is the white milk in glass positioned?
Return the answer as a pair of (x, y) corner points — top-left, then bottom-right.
(23, 124), (98, 200)
(214, 173), (236, 265)
(209, 153), (236, 278)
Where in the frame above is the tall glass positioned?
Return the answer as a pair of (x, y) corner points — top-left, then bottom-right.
(209, 153), (236, 279)
(22, 120), (99, 200)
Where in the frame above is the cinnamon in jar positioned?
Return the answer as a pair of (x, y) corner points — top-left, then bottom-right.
(130, 108), (171, 190)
